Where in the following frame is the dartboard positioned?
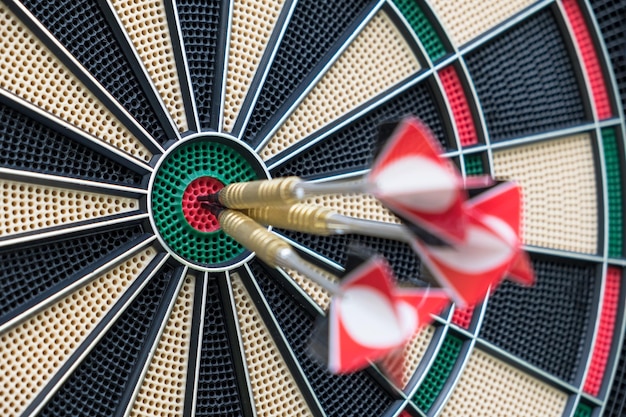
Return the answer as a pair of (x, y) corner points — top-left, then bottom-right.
(0, 0), (625, 416)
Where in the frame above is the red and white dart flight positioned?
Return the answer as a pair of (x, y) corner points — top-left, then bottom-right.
(410, 181), (534, 307)
(367, 117), (468, 243)
(468, 181), (535, 286)
(377, 287), (450, 387)
(328, 256), (449, 374)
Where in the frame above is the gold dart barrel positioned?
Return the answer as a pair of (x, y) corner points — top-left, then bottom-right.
(242, 204), (335, 235)
(218, 209), (291, 267)
(217, 176), (302, 208)
(218, 209), (343, 295)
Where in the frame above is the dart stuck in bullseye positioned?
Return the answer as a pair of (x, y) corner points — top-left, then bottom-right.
(198, 116), (534, 376)
(198, 118), (472, 245)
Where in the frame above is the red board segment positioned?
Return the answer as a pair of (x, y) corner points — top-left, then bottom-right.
(451, 304), (475, 329)
(583, 267), (621, 396)
(182, 176), (224, 232)
(438, 66), (479, 147)
(561, 0), (612, 120)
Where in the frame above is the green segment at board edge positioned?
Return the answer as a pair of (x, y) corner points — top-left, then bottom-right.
(602, 128), (624, 258)
(413, 333), (464, 412)
(393, 0), (447, 61)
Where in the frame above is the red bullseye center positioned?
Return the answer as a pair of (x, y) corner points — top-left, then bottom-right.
(182, 177), (224, 232)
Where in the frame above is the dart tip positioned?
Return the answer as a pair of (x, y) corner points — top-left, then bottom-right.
(197, 193), (220, 204)
(200, 200), (225, 217)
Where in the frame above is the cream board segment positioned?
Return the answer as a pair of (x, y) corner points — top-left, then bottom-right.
(223, 0), (287, 132)
(260, 10), (421, 160)
(493, 134), (598, 254)
(231, 273), (313, 417)
(109, 0), (188, 132)
(0, 179), (138, 237)
(0, 5), (152, 161)
(0, 247), (157, 417)
(439, 348), (568, 416)
(429, 0), (536, 46)
(284, 266), (338, 311)
(129, 275), (195, 417)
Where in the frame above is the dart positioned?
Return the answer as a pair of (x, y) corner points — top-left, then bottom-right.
(410, 181), (534, 307)
(197, 175), (373, 210)
(198, 176), (306, 208)
(206, 205), (343, 296)
(241, 204), (415, 242)
(312, 253), (450, 374)
(200, 118), (470, 245)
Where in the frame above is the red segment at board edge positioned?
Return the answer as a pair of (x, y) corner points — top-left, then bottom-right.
(583, 267), (621, 396)
(561, 0), (612, 120)
(438, 66), (479, 147)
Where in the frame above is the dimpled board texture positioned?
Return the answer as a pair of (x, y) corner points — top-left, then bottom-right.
(0, 103), (144, 186)
(0, 179), (137, 237)
(583, 267), (620, 396)
(223, 0), (287, 132)
(380, 325), (436, 389)
(261, 10), (421, 160)
(303, 193), (400, 223)
(37, 263), (174, 417)
(271, 80), (448, 180)
(20, 0), (169, 143)
(284, 266), (337, 311)
(241, 0), (373, 145)
(589, 4), (626, 410)
(439, 348), (568, 417)
(176, 0), (222, 130)
(0, 225), (144, 321)
(413, 333), (463, 412)
(277, 230), (424, 286)
(231, 273), (313, 416)
(0, 248), (156, 417)
(109, 0), (188, 131)
(129, 275), (194, 417)
(492, 134), (599, 254)
(429, 0), (535, 46)
(438, 65), (479, 147)
(588, 0), (626, 116)
(250, 261), (396, 416)
(479, 255), (597, 383)
(0, 5), (152, 161)
(195, 276), (245, 417)
(464, 9), (587, 141)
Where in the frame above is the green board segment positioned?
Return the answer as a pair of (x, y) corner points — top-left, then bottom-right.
(602, 128), (624, 258)
(463, 153), (485, 176)
(573, 402), (593, 417)
(393, 0), (447, 62)
(413, 333), (463, 412)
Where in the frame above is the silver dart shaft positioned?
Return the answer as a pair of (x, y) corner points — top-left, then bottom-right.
(293, 178), (368, 199)
(243, 204), (413, 243)
(217, 208), (343, 296)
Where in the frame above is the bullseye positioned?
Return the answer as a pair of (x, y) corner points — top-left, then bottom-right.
(149, 133), (270, 271)
(182, 176), (224, 232)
